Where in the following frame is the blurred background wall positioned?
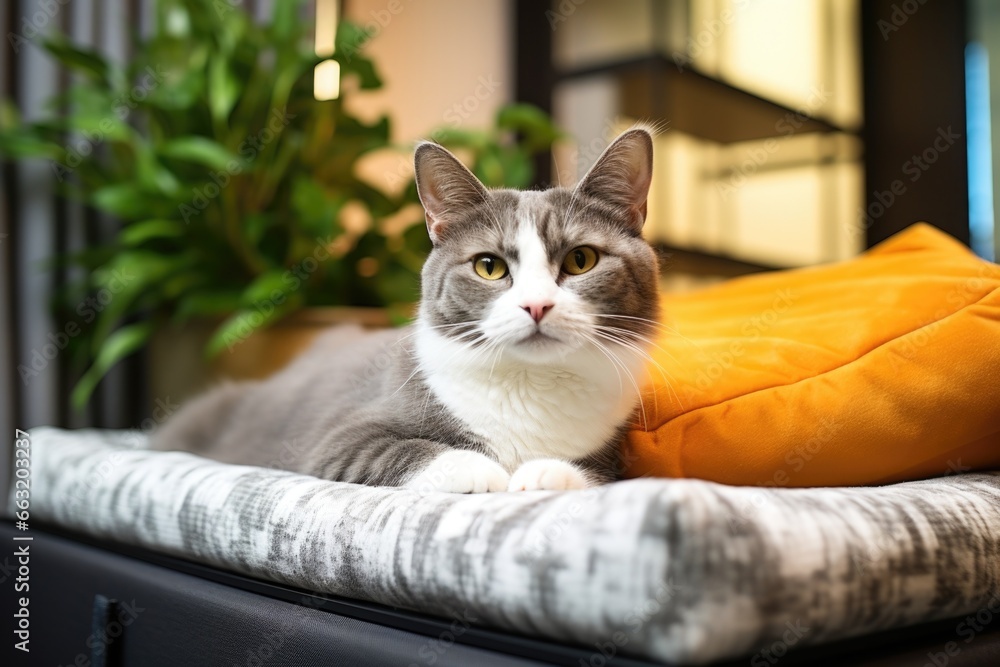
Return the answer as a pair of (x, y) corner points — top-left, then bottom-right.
(0, 0), (992, 490)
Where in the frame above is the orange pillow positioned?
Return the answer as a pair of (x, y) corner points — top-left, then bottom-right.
(624, 224), (1000, 487)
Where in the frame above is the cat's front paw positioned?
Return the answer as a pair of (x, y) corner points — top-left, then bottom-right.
(405, 450), (510, 494)
(508, 459), (589, 492)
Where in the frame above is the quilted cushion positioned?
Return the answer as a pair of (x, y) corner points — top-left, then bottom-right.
(626, 224), (1000, 486)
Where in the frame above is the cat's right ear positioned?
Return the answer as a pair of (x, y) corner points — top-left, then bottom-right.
(414, 142), (489, 244)
(575, 128), (653, 233)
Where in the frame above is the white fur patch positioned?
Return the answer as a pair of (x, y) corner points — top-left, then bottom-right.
(508, 459), (589, 491)
(405, 450), (510, 493)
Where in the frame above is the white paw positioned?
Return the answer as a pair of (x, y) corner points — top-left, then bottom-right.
(507, 459), (589, 492)
(405, 450), (510, 494)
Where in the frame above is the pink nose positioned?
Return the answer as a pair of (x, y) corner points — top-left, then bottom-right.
(521, 301), (554, 323)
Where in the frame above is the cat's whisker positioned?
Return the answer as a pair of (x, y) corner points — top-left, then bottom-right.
(590, 335), (649, 430)
(591, 330), (684, 412)
(593, 314), (703, 350)
(487, 341), (507, 380)
(394, 329), (487, 396)
(593, 324), (680, 364)
(581, 333), (624, 396)
(395, 321), (478, 345)
(591, 327), (679, 389)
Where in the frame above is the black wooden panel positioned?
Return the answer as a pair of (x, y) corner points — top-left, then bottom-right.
(861, 0), (971, 247)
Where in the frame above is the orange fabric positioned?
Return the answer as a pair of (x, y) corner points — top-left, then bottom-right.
(624, 224), (1000, 487)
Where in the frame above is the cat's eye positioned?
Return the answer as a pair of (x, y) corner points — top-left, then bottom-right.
(473, 254), (509, 280)
(562, 246), (598, 275)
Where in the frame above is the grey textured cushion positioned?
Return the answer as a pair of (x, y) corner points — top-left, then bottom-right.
(13, 427), (1000, 664)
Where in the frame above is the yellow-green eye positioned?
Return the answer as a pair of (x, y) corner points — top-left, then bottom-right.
(562, 246), (598, 275)
(473, 254), (508, 280)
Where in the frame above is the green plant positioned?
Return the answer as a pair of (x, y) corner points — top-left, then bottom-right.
(0, 0), (561, 409)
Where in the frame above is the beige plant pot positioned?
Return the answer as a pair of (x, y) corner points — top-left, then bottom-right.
(149, 307), (396, 407)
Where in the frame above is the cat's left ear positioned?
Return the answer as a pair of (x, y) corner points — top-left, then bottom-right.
(575, 128), (653, 232)
(414, 142), (490, 245)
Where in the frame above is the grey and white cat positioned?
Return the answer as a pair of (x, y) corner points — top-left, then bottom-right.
(152, 128), (660, 492)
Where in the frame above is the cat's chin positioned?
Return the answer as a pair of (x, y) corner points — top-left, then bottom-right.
(506, 331), (581, 363)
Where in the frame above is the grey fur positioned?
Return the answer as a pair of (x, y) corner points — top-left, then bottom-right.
(152, 129), (661, 489)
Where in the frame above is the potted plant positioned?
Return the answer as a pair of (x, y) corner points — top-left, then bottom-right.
(0, 0), (561, 406)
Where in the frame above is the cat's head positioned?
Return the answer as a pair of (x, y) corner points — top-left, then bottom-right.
(413, 128), (660, 365)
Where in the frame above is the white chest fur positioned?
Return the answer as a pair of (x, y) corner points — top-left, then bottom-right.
(415, 326), (644, 471)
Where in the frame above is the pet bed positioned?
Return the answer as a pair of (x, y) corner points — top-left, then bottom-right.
(13, 426), (1000, 664)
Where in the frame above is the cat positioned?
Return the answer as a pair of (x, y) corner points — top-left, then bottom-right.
(151, 127), (661, 493)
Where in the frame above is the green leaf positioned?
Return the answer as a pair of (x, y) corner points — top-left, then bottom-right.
(243, 213), (276, 246)
(0, 99), (20, 130)
(429, 127), (490, 150)
(174, 289), (243, 323)
(42, 37), (112, 85)
(205, 295), (302, 357)
(271, 0), (308, 41)
(120, 219), (185, 245)
(134, 142), (182, 196)
(65, 112), (133, 142)
(291, 176), (345, 236)
(494, 149), (534, 189)
(72, 322), (153, 410)
(474, 147), (507, 187)
(241, 269), (292, 306)
(142, 42), (209, 110)
(208, 56), (242, 123)
(88, 251), (178, 354)
(0, 131), (63, 160)
(496, 103), (565, 155)
(159, 136), (241, 171)
(339, 55), (382, 90)
(91, 184), (150, 219)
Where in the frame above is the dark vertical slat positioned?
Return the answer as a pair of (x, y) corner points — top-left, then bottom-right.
(53, 0), (72, 427)
(514, 0), (553, 187)
(4, 0), (24, 431)
(86, 0), (106, 427)
(123, 0), (149, 429)
(860, 0), (970, 247)
(125, 0), (138, 49)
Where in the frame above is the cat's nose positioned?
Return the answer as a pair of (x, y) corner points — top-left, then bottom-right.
(521, 301), (554, 323)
